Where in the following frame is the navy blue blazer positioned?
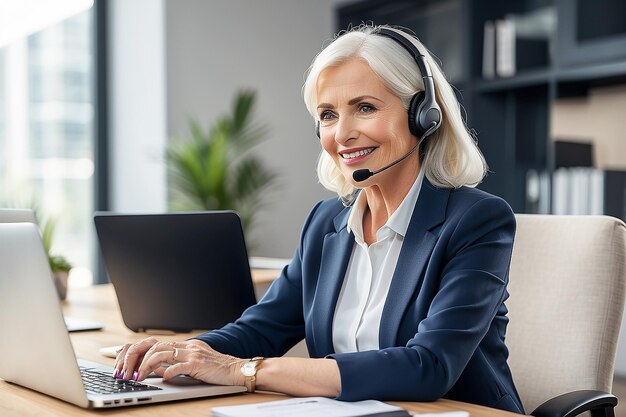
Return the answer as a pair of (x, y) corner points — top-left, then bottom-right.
(196, 178), (524, 413)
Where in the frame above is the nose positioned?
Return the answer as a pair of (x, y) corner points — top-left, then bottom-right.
(333, 115), (358, 145)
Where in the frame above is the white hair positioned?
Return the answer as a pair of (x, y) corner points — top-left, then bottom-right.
(303, 24), (487, 201)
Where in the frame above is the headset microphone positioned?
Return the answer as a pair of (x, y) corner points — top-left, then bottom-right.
(352, 169), (374, 183)
(352, 143), (419, 182)
(352, 121), (436, 182)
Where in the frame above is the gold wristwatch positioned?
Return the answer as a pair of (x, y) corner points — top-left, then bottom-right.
(240, 357), (264, 393)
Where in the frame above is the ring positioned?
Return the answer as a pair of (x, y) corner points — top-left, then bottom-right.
(173, 348), (179, 362)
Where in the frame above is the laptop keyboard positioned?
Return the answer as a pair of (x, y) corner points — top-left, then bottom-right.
(80, 366), (162, 395)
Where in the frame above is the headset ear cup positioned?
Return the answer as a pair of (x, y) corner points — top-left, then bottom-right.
(408, 91), (425, 137)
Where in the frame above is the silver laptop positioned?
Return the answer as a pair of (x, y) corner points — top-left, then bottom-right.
(0, 222), (245, 408)
(0, 208), (103, 332)
(0, 208), (37, 223)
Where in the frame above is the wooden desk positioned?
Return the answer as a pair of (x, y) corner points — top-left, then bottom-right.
(0, 279), (521, 417)
(251, 268), (283, 286)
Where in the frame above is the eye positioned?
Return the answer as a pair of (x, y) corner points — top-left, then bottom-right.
(319, 110), (336, 121)
(358, 103), (376, 113)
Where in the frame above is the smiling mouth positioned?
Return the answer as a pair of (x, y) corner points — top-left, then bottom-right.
(340, 148), (375, 160)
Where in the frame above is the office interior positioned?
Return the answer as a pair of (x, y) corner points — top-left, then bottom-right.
(1, 0), (626, 414)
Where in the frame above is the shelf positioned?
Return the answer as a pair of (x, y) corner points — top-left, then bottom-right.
(474, 60), (626, 95)
(474, 68), (552, 93)
(556, 60), (626, 84)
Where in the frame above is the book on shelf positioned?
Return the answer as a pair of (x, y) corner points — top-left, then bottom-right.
(605, 171), (626, 220)
(549, 168), (626, 218)
(495, 19), (516, 77)
(554, 140), (594, 168)
(515, 37), (549, 71)
(525, 169), (551, 214)
(483, 12), (552, 79)
(482, 20), (496, 79)
(552, 168), (603, 215)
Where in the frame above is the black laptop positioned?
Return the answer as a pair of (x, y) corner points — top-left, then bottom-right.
(94, 211), (257, 332)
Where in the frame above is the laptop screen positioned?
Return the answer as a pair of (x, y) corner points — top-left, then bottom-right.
(94, 211), (256, 332)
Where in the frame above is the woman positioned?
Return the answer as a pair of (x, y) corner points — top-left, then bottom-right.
(115, 24), (524, 413)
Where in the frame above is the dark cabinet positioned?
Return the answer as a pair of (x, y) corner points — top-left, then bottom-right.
(337, 0), (626, 219)
(557, 0), (626, 67)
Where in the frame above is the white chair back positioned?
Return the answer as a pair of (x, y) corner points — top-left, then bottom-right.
(506, 215), (626, 413)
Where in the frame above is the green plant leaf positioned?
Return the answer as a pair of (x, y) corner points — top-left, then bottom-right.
(50, 255), (72, 273)
(165, 89), (278, 239)
(41, 218), (56, 254)
(189, 118), (206, 143)
(232, 90), (255, 135)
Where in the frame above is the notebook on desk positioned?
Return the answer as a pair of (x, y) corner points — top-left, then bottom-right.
(0, 222), (246, 409)
(94, 211), (257, 332)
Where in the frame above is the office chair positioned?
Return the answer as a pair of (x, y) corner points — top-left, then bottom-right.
(506, 214), (626, 417)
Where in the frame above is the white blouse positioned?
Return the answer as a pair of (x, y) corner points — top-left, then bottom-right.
(332, 169), (425, 353)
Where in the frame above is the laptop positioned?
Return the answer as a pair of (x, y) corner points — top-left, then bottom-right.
(0, 222), (246, 408)
(0, 209), (103, 332)
(0, 208), (38, 223)
(94, 211), (257, 332)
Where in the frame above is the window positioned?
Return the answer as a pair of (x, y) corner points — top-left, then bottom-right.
(0, 0), (98, 286)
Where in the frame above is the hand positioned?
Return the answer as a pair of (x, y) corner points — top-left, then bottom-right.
(114, 337), (246, 386)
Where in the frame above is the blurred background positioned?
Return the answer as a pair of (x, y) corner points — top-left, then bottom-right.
(1, 0), (626, 407)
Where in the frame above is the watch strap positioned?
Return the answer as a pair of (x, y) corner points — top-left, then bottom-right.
(242, 356), (264, 393)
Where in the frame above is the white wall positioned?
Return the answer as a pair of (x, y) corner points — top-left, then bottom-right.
(109, 0), (346, 256)
(108, 0), (168, 212)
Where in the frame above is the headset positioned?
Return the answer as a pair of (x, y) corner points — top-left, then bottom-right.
(315, 27), (442, 140)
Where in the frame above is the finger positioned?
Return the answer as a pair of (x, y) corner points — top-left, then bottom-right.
(140, 341), (168, 366)
(113, 344), (131, 377)
(137, 341), (180, 378)
(152, 365), (167, 377)
(143, 341), (182, 360)
(113, 345), (125, 362)
(137, 350), (180, 381)
(121, 337), (158, 380)
(162, 362), (195, 381)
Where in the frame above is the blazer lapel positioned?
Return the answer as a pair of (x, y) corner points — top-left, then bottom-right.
(379, 179), (449, 348)
(310, 206), (353, 356)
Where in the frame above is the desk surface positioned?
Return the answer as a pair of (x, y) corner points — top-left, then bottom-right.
(0, 279), (521, 417)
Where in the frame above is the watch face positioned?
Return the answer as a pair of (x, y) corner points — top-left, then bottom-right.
(241, 362), (256, 377)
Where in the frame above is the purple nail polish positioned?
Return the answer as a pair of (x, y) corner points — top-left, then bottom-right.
(133, 371), (139, 381)
(113, 369), (119, 378)
(121, 370), (127, 380)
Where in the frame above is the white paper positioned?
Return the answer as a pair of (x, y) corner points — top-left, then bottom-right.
(212, 397), (405, 417)
(414, 411), (470, 417)
(64, 316), (104, 332)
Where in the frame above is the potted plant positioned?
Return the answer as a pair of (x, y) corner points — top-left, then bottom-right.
(41, 218), (72, 300)
(166, 90), (277, 243)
